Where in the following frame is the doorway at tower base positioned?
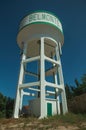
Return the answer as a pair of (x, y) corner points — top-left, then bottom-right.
(28, 98), (58, 118)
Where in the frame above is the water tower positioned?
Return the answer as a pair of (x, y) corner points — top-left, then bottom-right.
(13, 11), (68, 118)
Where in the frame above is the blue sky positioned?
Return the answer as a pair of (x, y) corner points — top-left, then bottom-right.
(0, 0), (86, 100)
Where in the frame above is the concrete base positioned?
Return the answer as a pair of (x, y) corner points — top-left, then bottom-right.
(28, 98), (57, 118)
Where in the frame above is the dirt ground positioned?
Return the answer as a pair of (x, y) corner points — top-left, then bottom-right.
(0, 118), (86, 130)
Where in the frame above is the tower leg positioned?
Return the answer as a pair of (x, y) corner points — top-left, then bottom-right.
(39, 37), (46, 118)
(13, 87), (21, 118)
(58, 66), (68, 114)
(19, 89), (24, 112)
(56, 43), (68, 114)
(13, 44), (27, 118)
(52, 52), (61, 115)
(54, 74), (61, 115)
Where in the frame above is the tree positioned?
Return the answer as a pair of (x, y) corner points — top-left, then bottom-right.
(68, 75), (86, 97)
(6, 97), (14, 118)
(65, 84), (73, 99)
(0, 92), (14, 118)
(66, 74), (86, 114)
(81, 74), (86, 85)
(0, 92), (7, 117)
(75, 78), (80, 88)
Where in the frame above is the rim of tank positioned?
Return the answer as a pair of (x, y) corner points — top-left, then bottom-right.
(18, 10), (64, 35)
(20, 10), (62, 24)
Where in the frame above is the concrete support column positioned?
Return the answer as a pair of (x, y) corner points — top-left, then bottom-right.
(13, 43), (27, 118)
(58, 65), (68, 114)
(52, 49), (61, 115)
(39, 37), (46, 118)
(56, 42), (68, 114)
(19, 89), (24, 112)
(54, 74), (61, 115)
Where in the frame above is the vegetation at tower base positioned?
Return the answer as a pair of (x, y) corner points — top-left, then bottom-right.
(0, 93), (14, 118)
(65, 73), (86, 114)
(0, 93), (7, 118)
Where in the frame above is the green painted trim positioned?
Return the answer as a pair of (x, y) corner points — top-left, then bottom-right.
(28, 10), (58, 17)
(27, 10), (60, 20)
(20, 10), (61, 26)
(19, 21), (64, 35)
(47, 103), (52, 116)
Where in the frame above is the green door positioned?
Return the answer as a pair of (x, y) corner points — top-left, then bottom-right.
(47, 103), (52, 116)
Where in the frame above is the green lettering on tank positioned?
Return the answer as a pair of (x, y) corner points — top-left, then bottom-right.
(49, 15), (54, 23)
(32, 14), (36, 21)
(42, 13), (46, 20)
(36, 13), (41, 20)
(29, 15), (33, 23)
(45, 14), (49, 21)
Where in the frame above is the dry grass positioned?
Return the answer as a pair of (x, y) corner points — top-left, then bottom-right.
(0, 113), (86, 130)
